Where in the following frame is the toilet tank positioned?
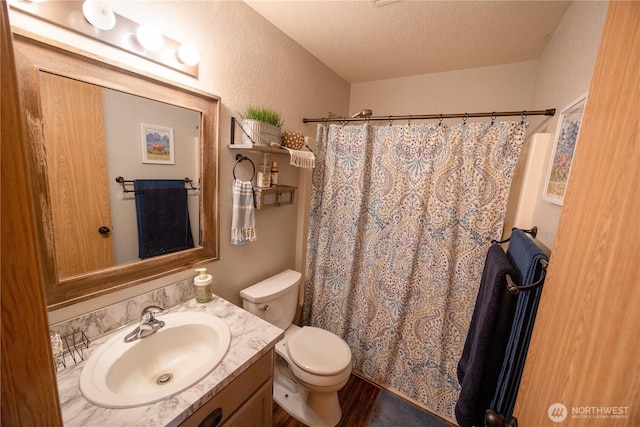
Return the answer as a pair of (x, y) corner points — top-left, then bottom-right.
(240, 270), (302, 330)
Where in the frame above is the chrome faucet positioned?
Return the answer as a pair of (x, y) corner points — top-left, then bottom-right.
(123, 305), (165, 343)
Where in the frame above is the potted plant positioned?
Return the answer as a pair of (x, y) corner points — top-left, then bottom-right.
(240, 106), (284, 147)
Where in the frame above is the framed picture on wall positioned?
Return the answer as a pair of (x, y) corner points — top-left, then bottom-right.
(543, 93), (588, 205)
(140, 123), (175, 164)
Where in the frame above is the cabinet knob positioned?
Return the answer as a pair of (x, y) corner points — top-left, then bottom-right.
(98, 226), (111, 236)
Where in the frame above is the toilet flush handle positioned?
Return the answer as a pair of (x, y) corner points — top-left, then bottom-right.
(259, 304), (269, 311)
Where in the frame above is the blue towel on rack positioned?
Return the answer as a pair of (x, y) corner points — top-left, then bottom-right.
(134, 179), (194, 259)
(456, 244), (518, 427)
(491, 229), (548, 420)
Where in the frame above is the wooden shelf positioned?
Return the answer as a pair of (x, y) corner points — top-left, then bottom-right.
(228, 143), (289, 155)
(253, 185), (296, 209)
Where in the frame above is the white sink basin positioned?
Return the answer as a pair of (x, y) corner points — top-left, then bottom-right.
(79, 311), (231, 408)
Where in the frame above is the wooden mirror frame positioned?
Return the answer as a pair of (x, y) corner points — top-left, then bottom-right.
(12, 31), (220, 310)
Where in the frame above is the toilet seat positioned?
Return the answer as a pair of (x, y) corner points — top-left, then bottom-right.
(286, 326), (352, 375)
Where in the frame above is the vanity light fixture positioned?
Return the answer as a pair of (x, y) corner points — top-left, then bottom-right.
(9, 0), (199, 77)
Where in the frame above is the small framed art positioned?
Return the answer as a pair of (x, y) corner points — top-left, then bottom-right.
(140, 123), (175, 164)
(543, 93), (588, 205)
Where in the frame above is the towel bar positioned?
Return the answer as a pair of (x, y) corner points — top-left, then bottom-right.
(492, 226), (537, 244)
(493, 226), (548, 294)
(115, 176), (198, 194)
(505, 258), (548, 294)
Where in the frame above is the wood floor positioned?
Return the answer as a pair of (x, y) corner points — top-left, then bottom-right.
(272, 374), (381, 427)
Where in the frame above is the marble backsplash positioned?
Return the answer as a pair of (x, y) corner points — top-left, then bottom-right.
(49, 279), (195, 347)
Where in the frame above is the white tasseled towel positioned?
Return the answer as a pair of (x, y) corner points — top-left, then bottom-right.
(231, 179), (256, 245)
(284, 147), (315, 169)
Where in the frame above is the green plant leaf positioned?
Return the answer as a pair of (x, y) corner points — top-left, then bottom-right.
(240, 106), (283, 127)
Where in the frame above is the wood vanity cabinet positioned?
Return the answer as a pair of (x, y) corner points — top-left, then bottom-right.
(180, 350), (274, 427)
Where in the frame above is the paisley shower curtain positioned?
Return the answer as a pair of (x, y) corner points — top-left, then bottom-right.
(302, 120), (528, 419)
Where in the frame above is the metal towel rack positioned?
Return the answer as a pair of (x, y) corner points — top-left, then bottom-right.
(505, 258), (548, 295)
(233, 154), (256, 181)
(492, 227), (548, 295)
(115, 176), (199, 194)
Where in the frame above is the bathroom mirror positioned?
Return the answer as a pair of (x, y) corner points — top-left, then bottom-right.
(13, 32), (220, 309)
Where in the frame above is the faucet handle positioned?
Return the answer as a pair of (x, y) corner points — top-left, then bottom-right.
(141, 304), (164, 316)
(140, 305), (164, 323)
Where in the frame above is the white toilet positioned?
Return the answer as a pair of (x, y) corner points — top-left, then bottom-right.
(240, 270), (352, 427)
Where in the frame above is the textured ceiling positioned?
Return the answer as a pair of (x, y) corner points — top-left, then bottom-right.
(245, 0), (572, 83)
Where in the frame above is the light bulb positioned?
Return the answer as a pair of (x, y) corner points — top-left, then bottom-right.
(136, 24), (163, 52)
(82, 0), (116, 31)
(177, 43), (200, 66)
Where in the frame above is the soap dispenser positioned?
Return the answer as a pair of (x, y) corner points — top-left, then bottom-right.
(193, 268), (213, 303)
(257, 153), (271, 188)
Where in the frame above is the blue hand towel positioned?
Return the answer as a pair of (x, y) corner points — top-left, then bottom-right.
(491, 229), (548, 420)
(456, 244), (517, 427)
(134, 179), (194, 259)
(231, 179), (256, 245)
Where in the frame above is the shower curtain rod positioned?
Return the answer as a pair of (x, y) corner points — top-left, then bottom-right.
(302, 108), (555, 123)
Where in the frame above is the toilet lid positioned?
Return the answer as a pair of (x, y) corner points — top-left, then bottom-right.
(286, 326), (352, 375)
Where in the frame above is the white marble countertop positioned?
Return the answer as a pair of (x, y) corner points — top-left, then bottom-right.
(56, 296), (284, 427)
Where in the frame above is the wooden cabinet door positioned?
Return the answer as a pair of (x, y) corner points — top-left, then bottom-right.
(39, 72), (114, 277)
(223, 380), (273, 427)
(179, 351), (273, 427)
